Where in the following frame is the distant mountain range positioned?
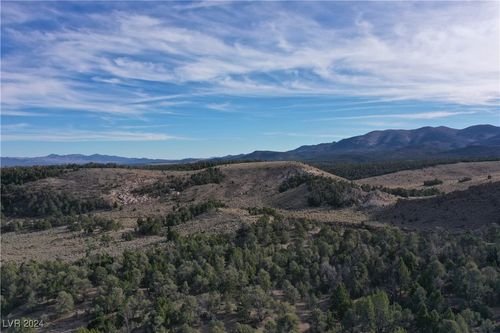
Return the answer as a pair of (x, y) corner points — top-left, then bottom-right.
(222, 124), (500, 162)
(0, 154), (199, 167)
(2, 125), (500, 167)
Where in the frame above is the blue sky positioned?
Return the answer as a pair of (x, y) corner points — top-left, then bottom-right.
(1, 1), (499, 159)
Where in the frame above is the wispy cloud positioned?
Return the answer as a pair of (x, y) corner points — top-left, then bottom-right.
(1, 110), (49, 117)
(1, 127), (183, 142)
(325, 111), (477, 121)
(1, 1), (498, 151)
(1, 123), (30, 130)
(263, 131), (346, 139)
(206, 102), (236, 113)
(2, 1), (498, 117)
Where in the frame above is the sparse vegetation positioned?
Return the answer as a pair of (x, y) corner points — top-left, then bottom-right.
(278, 174), (312, 192)
(1, 186), (111, 217)
(423, 178), (443, 186)
(382, 186), (441, 197)
(1, 165), (69, 186)
(307, 177), (358, 207)
(136, 216), (163, 235)
(132, 179), (176, 197)
(280, 174), (358, 208)
(67, 215), (121, 234)
(458, 176), (472, 183)
(189, 167), (225, 185)
(132, 168), (225, 197)
(165, 199), (225, 226)
(247, 207), (281, 218)
(312, 157), (500, 180)
(378, 182), (500, 228)
(142, 160), (262, 171)
(1, 214), (121, 233)
(0, 163), (125, 187)
(136, 200), (226, 235)
(361, 184), (442, 197)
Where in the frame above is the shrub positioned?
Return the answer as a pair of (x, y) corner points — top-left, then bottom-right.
(1, 220), (22, 233)
(164, 200), (225, 226)
(1, 187), (111, 217)
(190, 167), (225, 185)
(34, 219), (52, 231)
(66, 215), (121, 234)
(121, 231), (134, 241)
(1, 166), (67, 186)
(55, 291), (74, 314)
(136, 217), (163, 235)
(423, 179), (443, 186)
(247, 207), (280, 217)
(307, 177), (356, 208)
(279, 174), (311, 192)
(280, 175), (357, 208)
(136, 200), (225, 235)
(132, 180), (173, 197)
(132, 168), (225, 197)
(380, 187), (441, 197)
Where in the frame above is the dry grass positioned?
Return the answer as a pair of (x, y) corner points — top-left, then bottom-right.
(1, 223), (164, 263)
(356, 161), (500, 193)
(376, 181), (500, 229)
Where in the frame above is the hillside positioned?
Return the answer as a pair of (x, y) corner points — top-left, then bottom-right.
(356, 161), (500, 193)
(3, 160), (499, 264)
(1, 160), (499, 333)
(0, 161), (388, 262)
(376, 181), (500, 229)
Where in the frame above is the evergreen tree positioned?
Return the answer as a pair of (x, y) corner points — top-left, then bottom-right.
(330, 283), (352, 320)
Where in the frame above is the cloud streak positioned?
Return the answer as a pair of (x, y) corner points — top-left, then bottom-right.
(2, 1), (498, 116)
(1, 1), (498, 150)
(327, 111), (478, 121)
(263, 131), (346, 139)
(1, 126), (183, 142)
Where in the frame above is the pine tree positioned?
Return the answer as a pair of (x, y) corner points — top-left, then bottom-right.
(330, 283), (352, 320)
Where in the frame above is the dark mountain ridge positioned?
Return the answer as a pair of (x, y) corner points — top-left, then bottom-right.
(2, 125), (499, 167)
(226, 124), (500, 162)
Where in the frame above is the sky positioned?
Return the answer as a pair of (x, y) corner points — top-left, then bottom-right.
(1, 1), (499, 159)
